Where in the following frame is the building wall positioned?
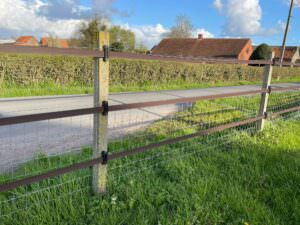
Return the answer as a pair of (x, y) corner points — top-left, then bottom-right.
(238, 41), (253, 60)
(291, 47), (300, 64)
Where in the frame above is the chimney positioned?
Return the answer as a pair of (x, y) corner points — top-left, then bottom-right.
(198, 34), (204, 39)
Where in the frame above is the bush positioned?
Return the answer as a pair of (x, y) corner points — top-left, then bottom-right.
(0, 53), (299, 88)
(111, 42), (125, 52)
(250, 43), (272, 60)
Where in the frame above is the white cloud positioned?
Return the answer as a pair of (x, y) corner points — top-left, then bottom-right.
(121, 24), (214, 48)
(214, 0), (286, 36)
(35, 0), (120, 19)
(0, 0), (82, 38)
(221, 0), (262, 36)
(293, 0), (300, 7)
(37, 0), (85, 19)
(193, 28), (214, 38)
(121, 24), (169, 48)
(213, 0), (223, 11)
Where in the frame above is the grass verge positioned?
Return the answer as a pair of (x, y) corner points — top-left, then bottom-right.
(1, 76), (299, 98)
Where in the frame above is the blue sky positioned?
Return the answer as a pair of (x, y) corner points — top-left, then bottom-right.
(0, 0), (299, 47)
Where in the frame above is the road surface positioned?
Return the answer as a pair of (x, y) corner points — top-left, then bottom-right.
(0, 83), (299, 172)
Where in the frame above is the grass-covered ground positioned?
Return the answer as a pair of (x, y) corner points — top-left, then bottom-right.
(1, 76), (300, 98)
(0, 93), (299, 224)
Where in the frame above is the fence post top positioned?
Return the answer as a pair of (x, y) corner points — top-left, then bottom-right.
(96, 31), (110, 51)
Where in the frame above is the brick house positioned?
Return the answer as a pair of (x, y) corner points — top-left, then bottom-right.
(151, 35), (253, 60)
(40, 37), (69, 48)
(272, 46), (299, 64)
(15, 36), (39, 46)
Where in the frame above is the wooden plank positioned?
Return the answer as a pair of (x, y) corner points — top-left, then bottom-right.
(92, 32), (110, 194)
(257, 52), (275, 131)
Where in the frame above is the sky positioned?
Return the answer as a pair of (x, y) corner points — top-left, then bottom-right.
(0, 0), (299, 48)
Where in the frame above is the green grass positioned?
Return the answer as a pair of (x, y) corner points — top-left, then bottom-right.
(0, 77), (299, 98)
(0, 95), (299, 224)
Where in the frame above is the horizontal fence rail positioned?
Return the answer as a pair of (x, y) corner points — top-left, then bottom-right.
(0, 89), (267, 126)
(0, 44), (299, 67)
(1, 86), (299, 127)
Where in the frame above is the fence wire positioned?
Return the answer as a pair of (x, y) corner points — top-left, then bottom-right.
(0, 87), (299, 220)
(0, 124), (256, 221)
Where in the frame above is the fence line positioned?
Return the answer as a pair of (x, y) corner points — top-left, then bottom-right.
(0, 89), (299, 193)
(0, 33), (300, 196)
(0, 110), (294, 193)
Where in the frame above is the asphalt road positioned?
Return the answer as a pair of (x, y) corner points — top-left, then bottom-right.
(0, 83), (299, 172)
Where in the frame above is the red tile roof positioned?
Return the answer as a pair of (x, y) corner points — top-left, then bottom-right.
(152, 38), (252, 59)
(15, 36), (39, 46)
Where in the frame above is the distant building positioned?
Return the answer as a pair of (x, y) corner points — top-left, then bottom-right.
(272, 46), (299, 64)
(15, 36), (39, 46)
(0, 39), (15, 44)
(40, 37), (69, 48)
(151, 34), (253, 60)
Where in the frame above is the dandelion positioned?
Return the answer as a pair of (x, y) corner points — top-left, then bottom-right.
(111, 195), (118, 205)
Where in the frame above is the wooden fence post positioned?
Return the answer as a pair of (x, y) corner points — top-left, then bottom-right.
(257, 52), (275, 131)
(93, 31), (110, 194)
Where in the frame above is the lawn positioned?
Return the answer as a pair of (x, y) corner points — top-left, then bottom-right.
(1, 76), (300, 98)
(0, 95), (299, 225)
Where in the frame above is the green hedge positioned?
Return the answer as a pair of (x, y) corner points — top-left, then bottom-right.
(0, 53), (299, 87)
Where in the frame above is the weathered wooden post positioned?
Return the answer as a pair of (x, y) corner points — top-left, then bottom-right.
(93, 31), (110, 194)
(257, 52), (275, 131)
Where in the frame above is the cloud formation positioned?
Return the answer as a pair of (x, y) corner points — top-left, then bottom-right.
(36, 0), (121, 19)
(121, 24), (214, 48)
(122, 24), (169, 48)
(213, 0), (223, 11)
(0, 0), (82, 38)
(213, 0), (291, 37)
(37, 0), (87, 19)
(293, 0), (300, 7)
(193, 29), (214, 38)
(213, 0), (263, 36)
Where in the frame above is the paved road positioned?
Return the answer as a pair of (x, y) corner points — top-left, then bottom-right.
(0, 83), (299, 172)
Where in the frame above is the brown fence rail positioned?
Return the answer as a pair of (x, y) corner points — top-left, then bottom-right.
(1, 86), (299, 127)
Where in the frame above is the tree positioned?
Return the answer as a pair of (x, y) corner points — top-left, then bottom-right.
(166, 15), (194, 38)
(110, 41), (125, 52)
(250, 44), (272, 60)
(77, 20), (136, 51)
(78, 17), (108, 49)
(134, 41), (148, 54)
(109, 26), (135, 52)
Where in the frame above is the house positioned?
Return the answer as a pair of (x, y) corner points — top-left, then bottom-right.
(40, 37), (69, 48)
(272, 46), (299, 64)
(15, 36), (39, 46)
(151, 35), (253, 60)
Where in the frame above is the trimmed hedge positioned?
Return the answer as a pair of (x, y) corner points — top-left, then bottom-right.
(0, 53), (299, 87)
